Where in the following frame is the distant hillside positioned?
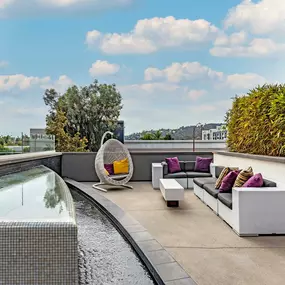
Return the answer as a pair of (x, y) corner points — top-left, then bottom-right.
(125, 123), (224, 140)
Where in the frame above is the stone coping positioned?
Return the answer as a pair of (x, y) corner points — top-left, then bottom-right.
(0, 151), (62, 166)
(65, 178), (196, 285)
(215, 151), (285, 164)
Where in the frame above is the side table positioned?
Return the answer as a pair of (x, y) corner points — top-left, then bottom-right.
(152, 163), (163, 189)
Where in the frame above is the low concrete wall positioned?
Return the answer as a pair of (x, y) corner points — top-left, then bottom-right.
(62, 151), (214, 182)
(214, 151), (285, 186)
(0, 151), (62, 176)
(125, 140), (226, 150)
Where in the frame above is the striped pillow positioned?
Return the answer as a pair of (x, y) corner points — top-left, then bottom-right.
(233, 167), (253, 187)
(215, 167), (230, 189)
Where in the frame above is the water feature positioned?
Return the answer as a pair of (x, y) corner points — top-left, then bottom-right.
(71, 189), (156, 285)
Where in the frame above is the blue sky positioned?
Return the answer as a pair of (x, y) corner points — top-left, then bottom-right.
(0, 0), (283, 136)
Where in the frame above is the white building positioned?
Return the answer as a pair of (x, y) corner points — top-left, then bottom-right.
(202, 125), (227, 141)
(29, 129), (55, 152)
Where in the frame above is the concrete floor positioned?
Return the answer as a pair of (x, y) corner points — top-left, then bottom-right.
(83, 182), (285, 285)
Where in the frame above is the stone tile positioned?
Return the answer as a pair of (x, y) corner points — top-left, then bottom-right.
(156, 262), (188, 282)
(167, 247), (285, 285)
(118, 213), (140, 227)
(165, 278), (197, 285)
(130, 231), (153, 242)
(145, 249), (174, 265)
(125, 224), (146, 233)
(137, 240), (163, 252)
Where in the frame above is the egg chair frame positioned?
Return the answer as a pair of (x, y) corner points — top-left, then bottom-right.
(93, 131), (134, 192)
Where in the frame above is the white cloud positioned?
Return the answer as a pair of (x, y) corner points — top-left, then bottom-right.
(144, 62), (224, 83)
(86, 16), (219, 54)
(214, 31), (247, 46)
(0, 61), (9, 68)
(89, 60), (120, 77)
(42, 75), (74, 93)
(0, 0), (133, 17)
(0, 74), (74, 93)
(188, 90), (207, 100)
(224, 0), (285, 35)
(0, 74), (50, 92)
(211, 38), (285, 58)
(225, 73), (267, 89)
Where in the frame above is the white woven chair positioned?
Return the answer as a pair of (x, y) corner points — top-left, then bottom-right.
(93, 131), (134, 192)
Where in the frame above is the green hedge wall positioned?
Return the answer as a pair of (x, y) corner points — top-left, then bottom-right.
(226, 84), (285, 156)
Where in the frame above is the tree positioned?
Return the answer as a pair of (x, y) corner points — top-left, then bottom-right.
(164, 133), (173, 140)
(44, 80), (123, 151)
(46, 109), (88, 152)
(140, 132), (154, 140)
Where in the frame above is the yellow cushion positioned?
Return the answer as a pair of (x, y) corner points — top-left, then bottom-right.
(104, 169), (110, 176)
(113, 158), (129, 174)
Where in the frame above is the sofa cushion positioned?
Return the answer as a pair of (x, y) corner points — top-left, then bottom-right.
(184, 161), (195, 171)
(215, 166), (225, 178)
(179, 161), (185, 172)
(218, 193), (232, 209)
(166, 157), (181, 173)
(194, 157), (212, 172)
(164, 172), (187, 179)
(233, 167), (253, 187)
(203, 183), (219, 198)
(193, 177), (217, 188)
(162, 161), (168, 176)
(219, 170), (240, 192)
(186, 172), (212, 178)
(263, 179), (276, 187)
(215, 167), (231, 189)
(243, 173), (263, 187)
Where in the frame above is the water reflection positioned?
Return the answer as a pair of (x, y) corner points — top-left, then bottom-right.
(0, 166), (74, 222)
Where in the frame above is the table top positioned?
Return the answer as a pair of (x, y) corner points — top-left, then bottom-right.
(160, 179), (184, 189)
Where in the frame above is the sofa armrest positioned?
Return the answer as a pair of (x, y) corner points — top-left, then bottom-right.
(161, 161), (168, 176)
(232, 187), (285, 235)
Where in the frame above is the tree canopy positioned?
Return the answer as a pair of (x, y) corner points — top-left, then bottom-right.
(44, 80), (123, 151)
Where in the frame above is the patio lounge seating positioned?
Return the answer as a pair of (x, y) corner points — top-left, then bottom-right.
(193, 166), (285, 236)
(93, 132), (134, 192)
(161, 160), (212, 189)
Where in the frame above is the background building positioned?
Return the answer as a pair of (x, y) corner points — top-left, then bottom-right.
(202, 125), (227, 141)
(29, 129), (55, 152)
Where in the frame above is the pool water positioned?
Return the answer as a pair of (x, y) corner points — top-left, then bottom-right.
(71, 190), (155, 285)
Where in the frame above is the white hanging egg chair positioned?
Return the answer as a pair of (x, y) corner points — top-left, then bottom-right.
(93, 131), (134, 192)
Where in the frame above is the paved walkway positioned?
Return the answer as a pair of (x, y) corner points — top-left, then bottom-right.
(83, 182), (285, 285)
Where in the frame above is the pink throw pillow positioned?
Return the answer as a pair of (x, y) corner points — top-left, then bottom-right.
(165, 157), (181, 173)
(219, 170), (240, 192)
(243, 173), (263, 187)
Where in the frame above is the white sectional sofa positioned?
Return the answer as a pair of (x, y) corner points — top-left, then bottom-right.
(193, 165), (285, 236)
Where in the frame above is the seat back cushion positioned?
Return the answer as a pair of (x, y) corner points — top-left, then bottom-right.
(179, 161), (185, 172)
(184, 161), (195, 171)
(194, 157), (213, 173)
(162, 161), (168, 176)
(215, 166), (225, 178)
(215, 167), (231, 189)
(263, 179), (277, 187)
(165, 157), (181, 173)
(233, 167), (253, 187)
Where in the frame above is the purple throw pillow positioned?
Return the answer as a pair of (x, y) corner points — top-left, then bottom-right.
(219, 170), (240, 192)
(194, 156), (213, 172)
(165, 157), (181, 173)
(243, 173), (263, 187)
(104, 164), (114, 175)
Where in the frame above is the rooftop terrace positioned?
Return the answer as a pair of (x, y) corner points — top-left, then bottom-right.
(81, 181), (285, 285)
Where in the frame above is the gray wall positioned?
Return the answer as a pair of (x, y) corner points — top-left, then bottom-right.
(62, 151), (213, 182)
